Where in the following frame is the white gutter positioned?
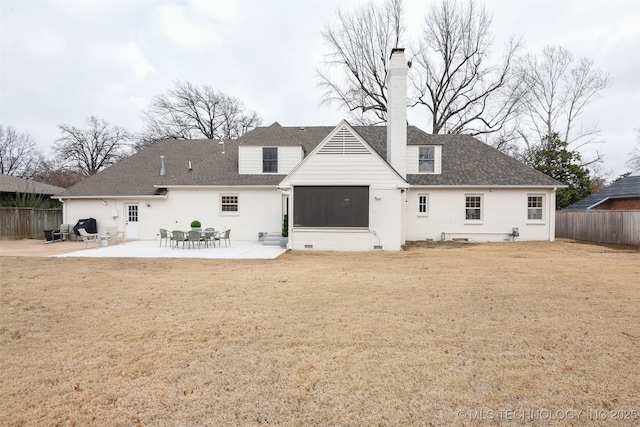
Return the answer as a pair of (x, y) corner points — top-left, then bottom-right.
(54, 194), (168, 201)
(409, 184), (567, 189)
(154, 184), (278, 189)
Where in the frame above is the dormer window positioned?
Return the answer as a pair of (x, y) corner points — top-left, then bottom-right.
(418, 146), (435, 173)
(263, 147), (278, 173)
(239, 145), (302, 175)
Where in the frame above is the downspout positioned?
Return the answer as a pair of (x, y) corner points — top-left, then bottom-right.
(62, 199), (68, 225)
(550, 188), (557, 241)
(401, 188), (408, 245)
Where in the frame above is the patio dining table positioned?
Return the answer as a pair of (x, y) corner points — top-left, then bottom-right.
(171, 230), (218, 248)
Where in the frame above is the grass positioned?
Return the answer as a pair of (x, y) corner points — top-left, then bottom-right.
(1, 240), (638, 426)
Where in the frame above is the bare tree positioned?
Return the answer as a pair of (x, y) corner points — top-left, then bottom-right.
(0, 124), (44, 178)
(317, 0), (521, 132)
(316, 0), (404, 125)
(54, 116), (131, 177)
(411, 0), (523, 135)
(626, 128), (640, 171)
(137, 81), (262, 148)
(588, 161), (613, 192)
(33, 162), (84, 188)
(514, 45), (610, 164)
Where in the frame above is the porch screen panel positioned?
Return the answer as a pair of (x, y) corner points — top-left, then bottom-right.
(294, 186), (369, 228)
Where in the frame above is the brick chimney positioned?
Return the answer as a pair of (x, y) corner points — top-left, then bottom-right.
(386, 48), (408, 178)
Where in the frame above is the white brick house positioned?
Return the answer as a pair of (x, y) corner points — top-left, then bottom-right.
(55, 49), (562, 250)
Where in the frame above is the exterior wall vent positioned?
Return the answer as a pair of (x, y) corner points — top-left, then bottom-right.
(374, 245), (383, 250)
(160, 156), (166, 176)
(318, 127), (369, 155)
(304, 244), (313, 249)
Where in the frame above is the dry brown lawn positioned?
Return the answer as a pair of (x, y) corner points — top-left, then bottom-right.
(1, 240), (639, 426)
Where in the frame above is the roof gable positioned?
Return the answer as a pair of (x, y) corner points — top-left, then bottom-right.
(279, 121), (407, 189)
(317, 125), (371, 155)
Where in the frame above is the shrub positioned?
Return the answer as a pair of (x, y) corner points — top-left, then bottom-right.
(190, 220), (201, 228)
(281, 214), (288, 237)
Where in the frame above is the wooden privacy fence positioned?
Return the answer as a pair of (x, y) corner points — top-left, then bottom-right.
(556, 210), (640, 247)
(0, 208), (63, 240)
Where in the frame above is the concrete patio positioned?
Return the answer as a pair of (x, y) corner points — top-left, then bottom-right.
(0, 239), (286, 259)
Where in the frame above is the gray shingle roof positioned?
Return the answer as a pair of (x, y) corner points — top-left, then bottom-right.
(564, 172), (640, 210)
(0, 174), (65, 195)
(404, 134), (561, 186)
(57, 139), (283, 198)
(352, 127), (559, 186)
(239, 122), (312, 149)
(56, 123), (561, 198)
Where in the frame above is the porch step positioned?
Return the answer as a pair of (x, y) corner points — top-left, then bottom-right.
(262, 232), (282, 246)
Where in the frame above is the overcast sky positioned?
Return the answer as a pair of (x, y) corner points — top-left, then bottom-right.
(1, 0), (638, 178)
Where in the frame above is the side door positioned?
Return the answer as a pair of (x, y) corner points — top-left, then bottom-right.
(125, 203), (139, 239)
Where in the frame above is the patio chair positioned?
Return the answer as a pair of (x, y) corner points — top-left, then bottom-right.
(159, 229), (171, 246)
(203, 230), (216, 247)
(52, 224), (70, 241)
(48, 228), (62, 242)
(171, 230), (187, 248)
(187, 230), (204, 249)
(44, 229), (61, 243)
(78, 228), (99, 248)
(215, 229), (231, 247)
(106, 227), (125, 245)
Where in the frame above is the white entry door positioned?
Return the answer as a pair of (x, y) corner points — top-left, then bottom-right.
(125, 203), (139, 239)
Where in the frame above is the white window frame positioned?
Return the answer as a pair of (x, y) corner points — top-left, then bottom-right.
(262, 147), (278, 173)
(464, 194), (483, 223)
(220, 194), (239, 215)
(527, 194), (545, 223)
(418, 146), (435, 173)
(418, 193), (429, 217)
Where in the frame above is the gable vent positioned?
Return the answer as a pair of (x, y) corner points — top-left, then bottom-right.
(318, 127), (370, 155)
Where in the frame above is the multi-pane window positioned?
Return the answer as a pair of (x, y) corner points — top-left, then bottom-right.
(221, 195), (238, 212)
(418, 146), (435, 173)
(418, 194), (429, 215)
(128, 204), (138, 222)
(465, 195), (482, 220)
(528, 195), (543, 220)
(263, 147), (278, 173)
(294, 186), (369, 228)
